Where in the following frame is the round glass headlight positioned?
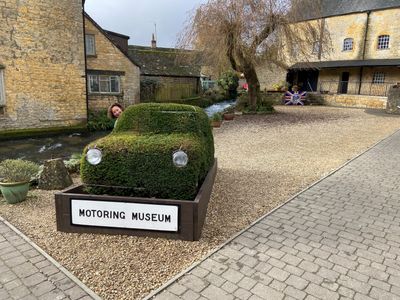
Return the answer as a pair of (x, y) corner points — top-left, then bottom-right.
(86, 148), (102, 165)
(172, 150), (188, 168)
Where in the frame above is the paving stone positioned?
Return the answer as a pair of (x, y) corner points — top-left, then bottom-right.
(237, 276), (257, 290)
(180, 275), (208, 293)
(201, 284), (234, 300)
(181, 289), (200, 300)
(285, 275), (309, 290)
(0, 270), (17, 284)
(221, 268), (244, 284)
(284, 286), (307, 300)
(205, 272), (226, 287)
(4, 278), (22, 291)
(22, 272), (47, 287)
(221, 280), (238, 293)
(269, 279), (287, 292)
(8, 285), (31, 299)
(233, 288), (252, 300)
(64, 286), (87, 300)
(38, 289), (67, 300)
(298, 261), (319, 273)
(31, 281), (56, 297)
(305, 283), (339, 300)
(251, 282), (284, 300)
(267, 267), (290, 282)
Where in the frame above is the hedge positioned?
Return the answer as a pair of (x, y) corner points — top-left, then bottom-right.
(80, 103), (215, 200)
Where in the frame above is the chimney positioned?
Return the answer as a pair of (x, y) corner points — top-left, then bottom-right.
(151, 33), (157, 48)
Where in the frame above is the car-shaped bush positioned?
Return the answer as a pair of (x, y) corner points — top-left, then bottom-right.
(80, 103), (215, 200)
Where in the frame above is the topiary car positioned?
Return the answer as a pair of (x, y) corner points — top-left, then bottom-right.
(80, 103), (215, 200)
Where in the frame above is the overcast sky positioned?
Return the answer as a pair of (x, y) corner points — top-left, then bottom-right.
(85, 0), (207, 48)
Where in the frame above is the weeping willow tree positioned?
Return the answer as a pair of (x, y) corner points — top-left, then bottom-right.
(179, 0), (329, 110)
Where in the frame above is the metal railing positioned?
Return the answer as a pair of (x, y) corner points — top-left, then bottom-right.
(318, 81), (395, 97)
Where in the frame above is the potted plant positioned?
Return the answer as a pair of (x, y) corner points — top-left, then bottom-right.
(0, 159), (40, 204)
(210, 112), (223, 127)
(223, 106), (235, 121)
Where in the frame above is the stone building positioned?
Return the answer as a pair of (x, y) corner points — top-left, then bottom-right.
(0, 0), (87, 137)
(258, 0), (400, 109)
(85, 14), (140, 110)
(128, 39), (201, 102)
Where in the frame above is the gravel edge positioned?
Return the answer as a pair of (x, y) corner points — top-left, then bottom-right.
(143, 127), (400, 300)
(0, 215), (102, 300)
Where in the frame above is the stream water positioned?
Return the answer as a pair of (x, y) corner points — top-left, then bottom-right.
(0, 131), (109, 163)
(0, 100), (237, 163)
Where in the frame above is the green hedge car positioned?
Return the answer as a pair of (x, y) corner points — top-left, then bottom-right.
(81, 103), (215, 200)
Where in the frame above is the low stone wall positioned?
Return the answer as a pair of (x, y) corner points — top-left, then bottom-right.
(320, 94), (387, 109)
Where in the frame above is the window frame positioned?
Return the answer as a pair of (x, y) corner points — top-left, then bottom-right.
(372, 72), (385, 84)
(88, 74), (121, 94)
(377, 35), (390, 50)
(85, 34), (96, 56)
(0, 69), (5, 107)
(343, 38), (353, 51)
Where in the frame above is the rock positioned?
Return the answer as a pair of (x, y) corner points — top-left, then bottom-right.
(386, 84), (400, 114)
(38, 158), (73, 190)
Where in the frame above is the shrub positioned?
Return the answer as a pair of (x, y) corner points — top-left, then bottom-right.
(237, 93), (275, 114)
(211, 112), (222, 122)
(0, 159), (40, 183)
(217, 71), (239, 99)
(64, 153), (82, 173)
(87, 110), (114, 131)
(203, 87), (227, 103)
(81, 103), (215, 200)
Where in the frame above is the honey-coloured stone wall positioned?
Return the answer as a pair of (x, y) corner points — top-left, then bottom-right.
(0, 0), (87, 133)
(85, 16), (140, 111)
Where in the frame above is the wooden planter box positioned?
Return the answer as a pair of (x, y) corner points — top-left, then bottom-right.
(55, 160), (217, 241)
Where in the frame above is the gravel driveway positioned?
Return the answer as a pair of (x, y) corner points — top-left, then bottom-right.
(1, 106), (399, 300)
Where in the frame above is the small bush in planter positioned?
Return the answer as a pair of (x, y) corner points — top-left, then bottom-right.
(0, 159), (40, 183)
(81, 103), (215, 200)
(0, 159), (40, 204)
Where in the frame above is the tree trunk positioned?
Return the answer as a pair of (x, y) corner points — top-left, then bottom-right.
(244, 66), (260, 111)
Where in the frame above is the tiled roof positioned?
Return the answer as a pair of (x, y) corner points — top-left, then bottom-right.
(300, 0), (400, 20)
(128, 46), (201, 77)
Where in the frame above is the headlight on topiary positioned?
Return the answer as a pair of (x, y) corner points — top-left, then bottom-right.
(173, 150), (188, 168)
(86, 148), (102, 165)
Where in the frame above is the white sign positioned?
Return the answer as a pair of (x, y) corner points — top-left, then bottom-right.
(71, 200), (178, 232)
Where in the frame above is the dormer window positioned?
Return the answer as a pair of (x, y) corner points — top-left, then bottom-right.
(343, 38), (353, 51)
(377, 35), (390, 49)
(85, 34), (96, 56)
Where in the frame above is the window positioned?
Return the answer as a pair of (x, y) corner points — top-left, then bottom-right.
(88, 74), (121, 93)
(372, 72), (385, 84)
(312, 41), (320, 54)
(85, 34), (96, 55)
(377, 35), (390, 49)
(343, 38), (353, 51)
(0, 69), (5, 107)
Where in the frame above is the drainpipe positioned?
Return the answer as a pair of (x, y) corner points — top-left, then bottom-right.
(358, 10), (371, 95)
(82, 1), (89, 126)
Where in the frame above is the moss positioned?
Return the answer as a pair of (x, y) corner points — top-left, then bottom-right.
(0, 125), (87, 141)
(81, 103), (215, 200)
